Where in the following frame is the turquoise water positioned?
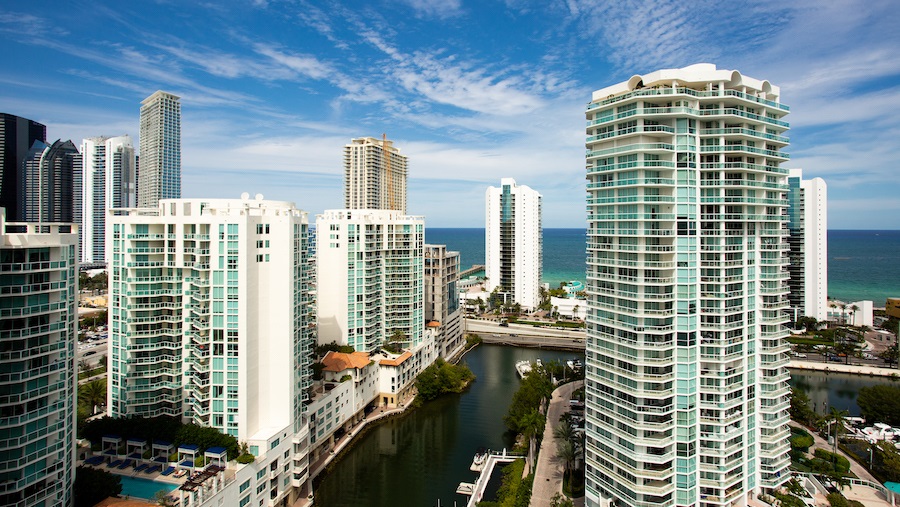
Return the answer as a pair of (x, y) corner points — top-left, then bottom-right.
(426, 228), (585, 287)
(118, 475), (176, 500)
(426, 228), (900, 303)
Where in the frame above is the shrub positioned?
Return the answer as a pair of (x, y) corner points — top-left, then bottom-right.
(826, 492), (848, 507)
(814, 449), (850, 473)
(236, 453), (255, 464)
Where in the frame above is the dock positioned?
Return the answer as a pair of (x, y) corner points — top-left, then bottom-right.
(457, 449), (524, 507)
(459, 264), (484, 278)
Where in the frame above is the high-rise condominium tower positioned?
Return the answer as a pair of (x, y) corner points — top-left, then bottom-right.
(485, 178), (542, 311)
(107, 196), (313, 505)
(584, 64), (791, 507)
(82, 135), (136, 264)
(22, 139), (82, 225)
(344, 136), (408, 213)
(316, 209), (424, 353)
(424, 244), (463, 358)
(786, 169), (827, 322)
(0, 113), (46, 221)
(0, 213), (78, 507)
(138, 91), (180, 207)
(107, 196), (312, 430)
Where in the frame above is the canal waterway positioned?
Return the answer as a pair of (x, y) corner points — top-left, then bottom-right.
(314, 344), (580, 507)
(789, 369), (900, 417)
(315, 346), (900, 506)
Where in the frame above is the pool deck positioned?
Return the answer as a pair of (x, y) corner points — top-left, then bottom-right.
(79, 457), (188, 505)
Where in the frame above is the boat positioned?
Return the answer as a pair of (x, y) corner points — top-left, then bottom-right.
(470, 448), (488, 472)
(515, 360), (532, 379)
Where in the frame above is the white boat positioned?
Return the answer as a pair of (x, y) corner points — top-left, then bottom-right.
(470, 449), (487, 472)
(515, 359), (542, 379)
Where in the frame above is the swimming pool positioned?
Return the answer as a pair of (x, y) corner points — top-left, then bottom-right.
(118, 475), (176, 500)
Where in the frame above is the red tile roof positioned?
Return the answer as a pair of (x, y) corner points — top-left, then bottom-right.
(322, 351), (370, 372)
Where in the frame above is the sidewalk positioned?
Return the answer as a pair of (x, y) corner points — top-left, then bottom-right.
(530, 380), (584, 507)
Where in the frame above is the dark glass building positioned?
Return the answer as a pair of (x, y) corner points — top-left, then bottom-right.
(0, 113), (47, 220)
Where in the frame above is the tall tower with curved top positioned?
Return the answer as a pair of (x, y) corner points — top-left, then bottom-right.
(584, 64), (791, 507)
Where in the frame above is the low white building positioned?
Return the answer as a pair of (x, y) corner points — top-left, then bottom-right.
(827, 300), (873, 327)
(376, 328), (437, 406)
(550, 296), (586, 320)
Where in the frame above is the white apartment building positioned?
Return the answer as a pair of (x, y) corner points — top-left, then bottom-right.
(81, 135), (136, 264)
(138, 91), (181, 207)
(316, 209), (424, 353)
(786, 169), (827, 322)
(424, 244), (464, 358)
(106, 196), (314, 505)
(485, 178), (542, 311)
(344, 136), (408, 213)
(584, 64), (791, 507)
(0, 213), (78, 507)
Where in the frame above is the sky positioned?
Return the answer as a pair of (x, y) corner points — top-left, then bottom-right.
(1, 0), (899, 229)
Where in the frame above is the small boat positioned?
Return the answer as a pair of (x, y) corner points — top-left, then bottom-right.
(515, 359), (541, 379)
(470, 448), (488, 472)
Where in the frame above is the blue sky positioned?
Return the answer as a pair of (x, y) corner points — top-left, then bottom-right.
(2, 0), (899, 228)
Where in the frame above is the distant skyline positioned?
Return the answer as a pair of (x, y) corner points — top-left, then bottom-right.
(2, 1), (899, 228)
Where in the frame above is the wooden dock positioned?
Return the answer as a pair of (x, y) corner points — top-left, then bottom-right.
(459, 264), (484, 278)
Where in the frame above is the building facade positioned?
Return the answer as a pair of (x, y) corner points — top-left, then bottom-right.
(138, 91), (181, 208)
(107, 196), (313, 432)
(0, 113), (47, 221)
(424, 243), (463, 358)
(786, 169), (827, 322)
(316, 209), (424, 353)
(584, 64), (791, 507)
(81, 135), (136, 264)
(485, 178), (542, 310)
(22, 139), (82, 225)
(343, 137), (408, 213)
(0, 212), (78, 507)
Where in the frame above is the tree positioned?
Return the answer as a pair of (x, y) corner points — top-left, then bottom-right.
(797, 316), (819, 333)
(858, 385), (900, 426)
(550, 492), (575, 507)
(74, 466), (122, 507)
(849, 305), (859, 325)
(827, 407), (849, 460)
(554, 419), (574, 443)
(790, 388), (818, 427)
(154, 490), (177, 506)
(79, 379), (107, 415)
(556, 439), (577, 491)
(520, 409), (545, 470)
(881, 344), (900, 368)
(877, 441), (900, 482)
(572, 304), (580, 320)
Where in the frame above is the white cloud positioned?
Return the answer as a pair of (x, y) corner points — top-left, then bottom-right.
(399, 0), (464, 19)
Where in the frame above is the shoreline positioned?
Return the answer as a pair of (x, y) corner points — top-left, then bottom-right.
(789, 360), (900, 378)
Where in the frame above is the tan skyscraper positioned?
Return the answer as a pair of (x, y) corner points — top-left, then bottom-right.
(343, 136), (408, 213)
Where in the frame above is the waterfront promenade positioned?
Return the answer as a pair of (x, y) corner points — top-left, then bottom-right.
(530, 380), (584, 507)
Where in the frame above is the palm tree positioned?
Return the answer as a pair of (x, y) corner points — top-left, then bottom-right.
(572, 304), (580, 320)
(556, 439), (576, 487)
(849, 305), (859, 326)
(827, 407), (849, 462)
(520, 409), (546, 470)
(554, 419), (574, 443)
(840, 304), (848, 325)
(79, 378), (107, 415)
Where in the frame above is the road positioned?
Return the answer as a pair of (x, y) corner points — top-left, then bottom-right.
(464, 319), (585, 351)
(530, 380), (584, 507)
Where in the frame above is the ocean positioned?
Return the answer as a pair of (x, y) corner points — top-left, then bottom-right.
(425, 228), (900, 305)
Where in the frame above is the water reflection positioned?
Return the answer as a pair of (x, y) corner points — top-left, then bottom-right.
(314, 345), (580, 507)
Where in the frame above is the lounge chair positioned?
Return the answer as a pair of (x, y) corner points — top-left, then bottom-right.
(134, 463), (148, 472)
(161, 466), (176, 476)
(145, 464), (161, 474)
(107, 460), (122, 468)
(118, 459), (132, 469)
